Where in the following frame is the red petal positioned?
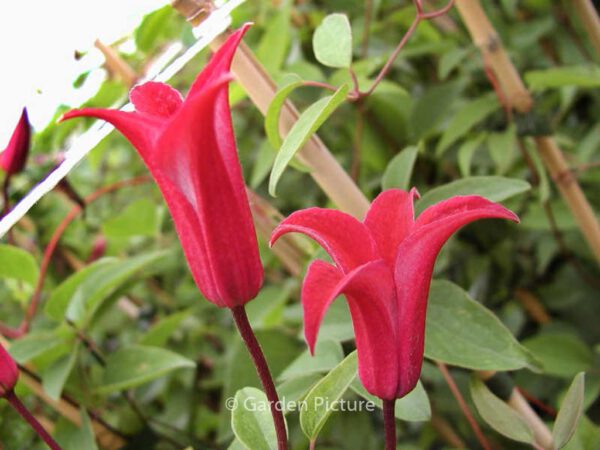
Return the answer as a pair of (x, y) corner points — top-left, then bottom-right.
(393, 196), (518, 397)
(0, 108), (30, 175)
(364, 188), (419, 266)
(152, 77), (263, 307)
(301, 259), (399, 399)
(60, 108), (164, 163)
(0, 343), (18, 397)
(130, 82), (183, 118)
(187, 24), (251, 98)
(271, 208), (378, 273)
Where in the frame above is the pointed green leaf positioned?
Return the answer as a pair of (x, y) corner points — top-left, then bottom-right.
(42, 343), (80, 400)
(425, 280), (540, 371)
(313, 14), (352, 68)
(554, 373), (586, 449)
(525, 66), (600, 91)
(231, 387), (281, 450)
(0, 244), (39, 285)
(265, 76), (304, 149)
(300, 351), (357, 440)
(97, 345), (194, 394)
(470, 376), (534, 443)
(269, 84), (349, 196)
(382, 146), (419, 190)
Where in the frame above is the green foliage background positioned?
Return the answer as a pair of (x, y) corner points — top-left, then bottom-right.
(1, 0), (599, 449)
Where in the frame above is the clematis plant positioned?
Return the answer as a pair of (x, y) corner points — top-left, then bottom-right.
(1, 342), (62, 449)
(271, 188), (518, 448)
(61, 26), (289, 449)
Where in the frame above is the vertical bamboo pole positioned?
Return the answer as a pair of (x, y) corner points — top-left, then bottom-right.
(455, 0), (600, 264)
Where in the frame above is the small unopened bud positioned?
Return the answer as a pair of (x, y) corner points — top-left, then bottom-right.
(0, 108), (31, 176)
(0, 343), (19, 397)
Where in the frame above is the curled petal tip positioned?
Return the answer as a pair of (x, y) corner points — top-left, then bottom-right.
(409, 186), (421, 200)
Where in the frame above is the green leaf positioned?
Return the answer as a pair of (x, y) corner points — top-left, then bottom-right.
(436, 94), (499, 155)
(425, 280), (540, 371)
(102, 198), (159, 238)
(487, 124), (516, 175)
(256, 1), (292, 74)
(525, 66), (600, 91)
(439, 47), (470, 79)
(458, 134), (487, 177)
(279, 340), (344, 381)
(55, 409), (99, 450)
(410, 81), (463, 140)
(0, 244), (39, 285)
(47, 251), (166, 326)
(42, 344), (80, 400)
(523, 334), (593, 378)
(313, 14), (352, 68)
(382, 146), (419, 190)
(416, 176), (530, 213)
(231, 387), (281, 450)
(98, 345), (194, 394)
(470, 376), (534, 444)
(265, 75), (303, 149)
(351, 379), (431, 422)
(269, 84), (349, 196)
(139, 309), (193, 347)
(300, 351), (358, 441)
(554, 373), (586, 449)
(8, 329), (73, 364)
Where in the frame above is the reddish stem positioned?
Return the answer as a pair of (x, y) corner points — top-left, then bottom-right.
(231, 306), (287, 450)
(383, 399), (396, 450)
(436, 362), (493, 450)
(0, 176), (151, 338)
(5, 391), (62, 450)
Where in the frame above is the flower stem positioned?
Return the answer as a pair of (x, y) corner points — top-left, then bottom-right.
(231, 306), (287, 450)
(5, 390), (62, 450)
(383, 399), (396, 450)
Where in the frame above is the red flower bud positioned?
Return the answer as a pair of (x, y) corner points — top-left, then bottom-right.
(0, 108), (31, 176)
(0, 342), (19, 397)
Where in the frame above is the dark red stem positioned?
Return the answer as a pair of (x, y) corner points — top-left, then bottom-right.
(383, 399), (397, 450)
(5, 391), (62, 450)
(231, 306), (287, 450)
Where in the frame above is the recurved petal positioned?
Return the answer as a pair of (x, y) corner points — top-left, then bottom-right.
(271, 208), (378, 273)
(187, 24), (251, 98)
(153, 77), (263, 307)
(0, 108), (31, 175)
(301, 259), (399, 399)
(392, 195), (518, 397)
(130, 82), (183, 118)
(60, 108), (165, 163)
(364, 188), (419, 266)
(0, 343), (18, 397)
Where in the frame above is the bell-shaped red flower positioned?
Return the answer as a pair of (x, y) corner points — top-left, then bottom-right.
(0, 343), (18, 398)
(61, 26), (264, 308)
(1, 108), (31, 176)
(271, 189), (518, 399)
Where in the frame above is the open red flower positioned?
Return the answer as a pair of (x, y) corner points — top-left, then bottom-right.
(1, 108), (31, 176)
(0, 342), (18, 398)
(271, 189), (518, 399)
(61, 26), (263, 308)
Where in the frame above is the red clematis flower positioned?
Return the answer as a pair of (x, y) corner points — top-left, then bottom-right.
(61, 26), (263, 308)
(1, 108), (31, 176)
(0, 342), (18, 398)
(271, 189), (518, 400)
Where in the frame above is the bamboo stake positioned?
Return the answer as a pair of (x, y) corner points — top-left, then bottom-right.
(455, 0), (600, 264)
(572, 0), (600, 57)
(94, 40), (138, 88)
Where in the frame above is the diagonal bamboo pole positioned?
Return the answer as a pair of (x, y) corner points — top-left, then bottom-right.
(572, 0), (600, 57)
(455, 0), (600, 265)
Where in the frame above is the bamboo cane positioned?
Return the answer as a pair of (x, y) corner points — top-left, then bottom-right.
(455, 0), (600, 264)
(572, 0), (600, 57)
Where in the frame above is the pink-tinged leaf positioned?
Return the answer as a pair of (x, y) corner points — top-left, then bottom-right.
(392, 196), (518, 397)
(187, 23), (251, 98)
(153, 76), (263, 307)
(60, 108), (164, 163)
(0, 343), (18, 397)
(301, 259), (398, 399)
(364, 188), (419, 266)
(0, 108), (30, 175)
(130, 82), (183, 118)
(271, 208), (377, 273)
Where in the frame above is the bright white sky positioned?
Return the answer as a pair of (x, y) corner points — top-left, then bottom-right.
(0, 0), (167, 146)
